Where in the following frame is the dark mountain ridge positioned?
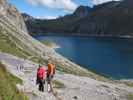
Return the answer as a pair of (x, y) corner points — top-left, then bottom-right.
(23, 0), (133, 37)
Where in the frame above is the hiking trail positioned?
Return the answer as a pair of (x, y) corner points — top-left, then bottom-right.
(0, 52), (133, 100)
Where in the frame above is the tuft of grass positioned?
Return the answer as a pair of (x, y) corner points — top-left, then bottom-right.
(0, 62), (28, 100)
(127, 93), (133, 100)
(53, 80), (65, 89)
(124, 82), (133, 87)
(56, 64), (108, 82)
(41, 40), (53, 47)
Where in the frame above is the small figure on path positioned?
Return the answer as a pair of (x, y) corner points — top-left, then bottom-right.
(46, 59), (55, 92)
(36, 64), (46, 92)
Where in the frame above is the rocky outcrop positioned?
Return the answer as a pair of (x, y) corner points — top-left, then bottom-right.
(73, 6), (91, 18)
(0, 0), (28, 33)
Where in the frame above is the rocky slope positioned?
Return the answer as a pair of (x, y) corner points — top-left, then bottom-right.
(1, 52), (133, 100)
(0, 0), (27, 33)
(23, 0), (133, 37)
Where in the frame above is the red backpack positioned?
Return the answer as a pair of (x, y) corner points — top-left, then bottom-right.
(37, 67), (45, 80)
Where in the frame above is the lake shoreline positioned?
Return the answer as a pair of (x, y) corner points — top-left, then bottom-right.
(41, 40), (61, 49)
(32, 35), (133, 80)
(31, 33), (133, 39)
(47, 43), (60, 49)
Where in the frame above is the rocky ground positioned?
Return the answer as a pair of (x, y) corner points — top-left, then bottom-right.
(0, 52), (133, 100)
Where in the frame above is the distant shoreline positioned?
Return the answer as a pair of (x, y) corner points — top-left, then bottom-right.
(40, 40), (60, 49)
(50, 43), (60, 49)
(31, 33), (133, 39)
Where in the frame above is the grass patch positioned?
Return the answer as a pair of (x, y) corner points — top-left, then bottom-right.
(0, 31), (43, 64)
(0, 62), (28, 100)
(124, 82), (133, 87)
(41, 40), (59, 48)
(55, 65), (89, 76)
(53, 80), (65, 89)
(127, 93), (133, 100)
(56, 64), (108, 82)
(41, 40), (53, 47)
(127, 83), (133, 87)
(30, 56), (47, 64)
(0, 32), (29, 59)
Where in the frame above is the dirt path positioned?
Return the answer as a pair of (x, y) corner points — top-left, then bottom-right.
(0, 52), (133, 100)
(0, 52), (57, 100)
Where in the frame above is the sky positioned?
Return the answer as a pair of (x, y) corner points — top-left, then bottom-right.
(8, 0), (120, 19)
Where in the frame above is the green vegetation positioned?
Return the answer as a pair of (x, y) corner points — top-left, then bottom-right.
(0, 31), (47, 65)
(26, 56), (46, 64)
(53, 80), (65, 89)
(127, 93), (133, 100)
(56, 64), (108, 82)
(26, 0), (133, 36)
(0, 30), (31, 58)
(0, 62), (28, 100)
(41, 40), (53, 47)
(0, 32), (29, 59)
(126, 83), (133, 87)
(24, 14), (80, 34)
(123, 82), (133, 87)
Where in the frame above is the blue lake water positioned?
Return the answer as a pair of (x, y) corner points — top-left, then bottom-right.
(34, 35), (133, 79)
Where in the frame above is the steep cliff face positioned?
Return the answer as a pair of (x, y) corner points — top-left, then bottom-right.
(0, 0), (28, 33)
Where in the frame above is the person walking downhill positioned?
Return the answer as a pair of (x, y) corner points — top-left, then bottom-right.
(36, 64), (46, 92)
(47, 59), (55, 93)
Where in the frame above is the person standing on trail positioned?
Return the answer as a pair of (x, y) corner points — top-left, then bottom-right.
(47, 59), (55, 92)
(36, 65), (46, 92)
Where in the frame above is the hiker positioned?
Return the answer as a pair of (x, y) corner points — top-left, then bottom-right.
(46, 59), (55, 92)
(36, 64), (45, 92)
(20, 64), (24, 71)
(17, 64), (23, 71)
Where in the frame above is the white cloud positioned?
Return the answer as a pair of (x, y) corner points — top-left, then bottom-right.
(36, 15), (58, 19)
(26, 0), (78, 12)
(91, 0), (121, 5)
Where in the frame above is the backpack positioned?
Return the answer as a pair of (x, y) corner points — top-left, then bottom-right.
(37, 67), (45, 80)
(48, 63), (55, 75)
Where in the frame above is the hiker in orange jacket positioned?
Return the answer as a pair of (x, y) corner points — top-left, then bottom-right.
(46, 59), (55, 92)
(36, 65), (45, 92)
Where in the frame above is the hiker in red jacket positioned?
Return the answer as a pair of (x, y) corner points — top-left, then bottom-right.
(36, 65), (45, 92)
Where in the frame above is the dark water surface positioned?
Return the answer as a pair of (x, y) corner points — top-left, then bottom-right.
(34, 35), (133, 79)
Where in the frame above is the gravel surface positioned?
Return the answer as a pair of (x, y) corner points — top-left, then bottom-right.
(0, 52), (133, 100)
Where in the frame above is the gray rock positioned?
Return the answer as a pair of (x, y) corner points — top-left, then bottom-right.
(0, 0), (28, 33)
